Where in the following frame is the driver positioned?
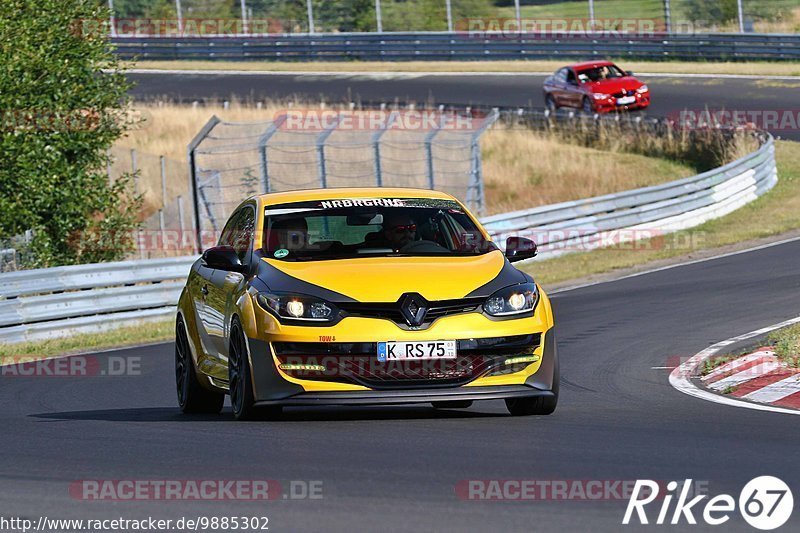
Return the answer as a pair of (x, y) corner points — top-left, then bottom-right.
(267, 217), (308, 252)
(381, 212), (417, 251)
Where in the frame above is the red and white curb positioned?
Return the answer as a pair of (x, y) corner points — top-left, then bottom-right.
(701, 348), (800, 409)
(670, 316), (800, 416)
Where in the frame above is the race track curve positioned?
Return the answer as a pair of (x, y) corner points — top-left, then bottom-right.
(127, 71), (800, 140)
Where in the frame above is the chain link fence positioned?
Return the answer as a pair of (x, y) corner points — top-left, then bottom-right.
(187, 107), (499, 247)
(108, 147), (196, 260)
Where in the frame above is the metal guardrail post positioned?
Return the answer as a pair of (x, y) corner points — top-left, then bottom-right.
(737, 0), (745, 33)
(445, 0), (453, 33)
(175, 0), (183, 33)
(424, 120), (442, 190)
(306, 0), (315, 34)
(257, 114), (287, 194)
(468, 109), (499, 216)
(177, 195), (186, 251)
(371, 112), (397, 187)
(187, 116), (221, 253)
(316, 114), (341, 189)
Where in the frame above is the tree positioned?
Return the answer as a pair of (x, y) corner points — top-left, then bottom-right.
(0, 0), (141, 267)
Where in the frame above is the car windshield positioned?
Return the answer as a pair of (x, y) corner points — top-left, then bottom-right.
(262, 197), (497, 261)
(577, 64), (626, 83)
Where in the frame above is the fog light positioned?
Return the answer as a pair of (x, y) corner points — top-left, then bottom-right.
(279, 363), (325, 371)
(504, 355), (539, 365)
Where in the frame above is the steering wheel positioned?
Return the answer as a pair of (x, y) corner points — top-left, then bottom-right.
(399, 239), (447, 253)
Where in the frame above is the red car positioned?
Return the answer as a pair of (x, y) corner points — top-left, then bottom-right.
(543, 61), (650, 114)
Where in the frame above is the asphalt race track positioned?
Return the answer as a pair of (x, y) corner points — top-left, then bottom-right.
(127, 71), (800, 140)
(2, 239), (800, 531)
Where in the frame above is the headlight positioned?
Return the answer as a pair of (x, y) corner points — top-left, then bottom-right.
(593, 93), (610, 100)
(484, 283), (539, 317)
(256, 293), (339, 323)
(636, 85), (649, 93)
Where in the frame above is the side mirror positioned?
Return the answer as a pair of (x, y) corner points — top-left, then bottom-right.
(202, 246), (247, 273)
(626, 70), (634, 77)
(505, 237), (537, 263)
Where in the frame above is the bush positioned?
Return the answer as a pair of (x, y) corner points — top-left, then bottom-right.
(0, 0), (141, 268)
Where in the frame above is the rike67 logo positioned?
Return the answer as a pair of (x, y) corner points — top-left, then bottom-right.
(623, 477), (793, 530)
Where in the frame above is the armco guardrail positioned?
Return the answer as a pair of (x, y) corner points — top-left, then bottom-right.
(0, 135), (777, 345)
(0, 256), (197, 344)
(482, 135), (777, 258)
(111, 32), (800, 62)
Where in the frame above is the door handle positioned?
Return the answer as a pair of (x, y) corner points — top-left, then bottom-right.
(201, 285), (209, 297)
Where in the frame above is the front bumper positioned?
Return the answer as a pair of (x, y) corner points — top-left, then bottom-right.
(246, 326), (558, 406)
(594, 93), (650, 112)
(254, 386), (555, 407)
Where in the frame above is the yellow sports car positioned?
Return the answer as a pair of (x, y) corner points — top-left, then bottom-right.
(175, 188), (558, 420)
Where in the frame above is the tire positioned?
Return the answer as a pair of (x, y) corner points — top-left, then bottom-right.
(176, 316), (224, 414)
(505, 358), (559, 416)
(582, 97), (594, 114)
(431, 400), (473, 409)
(545, 95), (557, 113)
(228, 318), (282, 421)
(505, 395), (557, 416)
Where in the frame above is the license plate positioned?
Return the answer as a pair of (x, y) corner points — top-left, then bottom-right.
(616, 96), (636, 105)
(377, 340), (457, 362)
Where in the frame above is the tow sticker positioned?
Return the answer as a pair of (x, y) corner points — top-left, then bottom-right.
(273, 249), (289, 258)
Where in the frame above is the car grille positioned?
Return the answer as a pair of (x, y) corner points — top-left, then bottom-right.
(272, 334), (541, 389)
(337, 296), (485, 329)
(612, 90), (635, 98)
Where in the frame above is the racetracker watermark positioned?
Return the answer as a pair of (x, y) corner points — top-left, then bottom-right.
(0, 108), (148, 133)
(0, 109), (101, 133)
(1, 356), (141, 378)
(69, 480), (323, 501)
(67, 228), (219, 253)
(674, 109), (800, 133)
(456, 479), (709, 501)
(460, 18), (666, 38)
(274, 109), (487, 133)
(76, 18), (287, 38)
(69, 228), (707, 255)
(487, 229), (707, 254)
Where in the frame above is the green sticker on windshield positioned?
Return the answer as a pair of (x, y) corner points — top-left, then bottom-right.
(273, 249), (289, 259)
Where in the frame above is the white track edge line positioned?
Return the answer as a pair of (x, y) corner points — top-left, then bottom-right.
(669, 315), (800, 416)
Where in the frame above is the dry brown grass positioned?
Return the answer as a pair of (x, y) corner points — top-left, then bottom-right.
(116, 101), (695, 218)
(481, 127), (694, 214)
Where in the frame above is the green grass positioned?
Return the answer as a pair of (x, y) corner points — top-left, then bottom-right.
(768, 323), (800, 367)
(0, 320), (173, 362)
(524, 140), (800, 286)
(498, 0), (664, 20)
